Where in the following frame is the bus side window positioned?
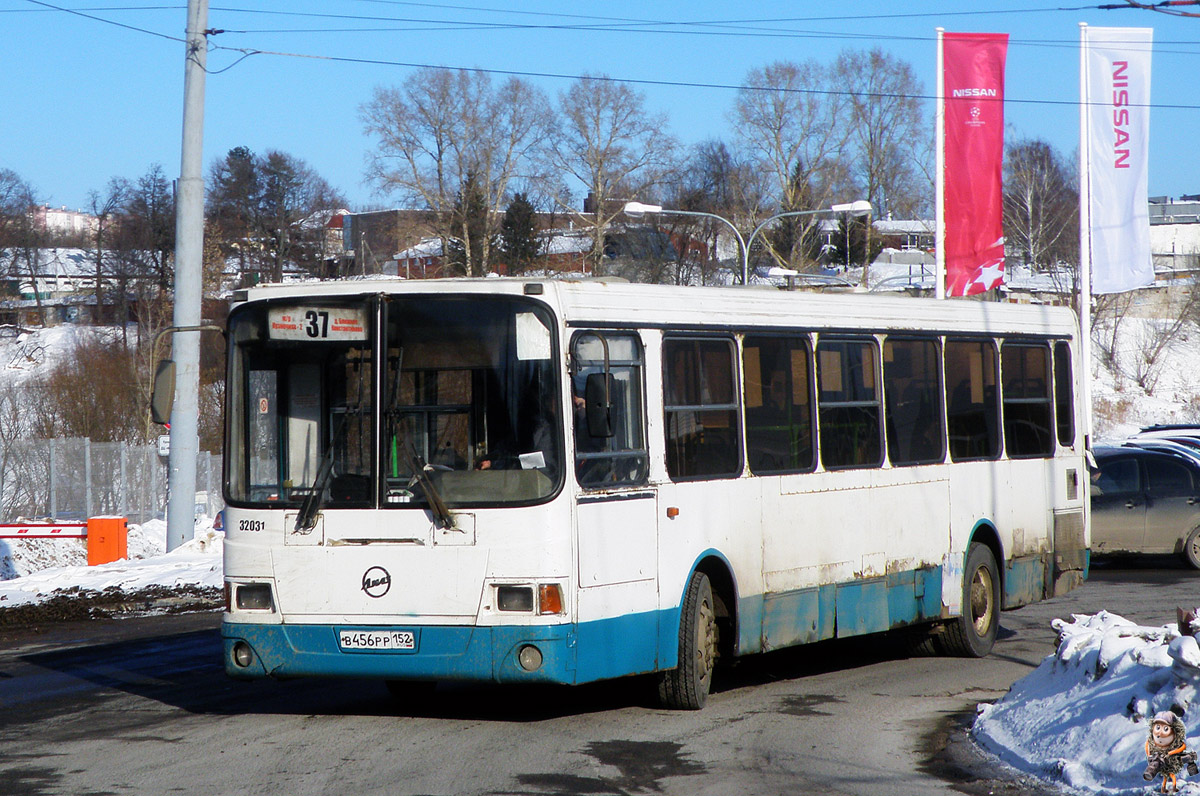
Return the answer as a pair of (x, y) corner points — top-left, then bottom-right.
(1054, 341), (1075, 448)
(743, 335), (814, 474)
(945, 340), (1000, 461)
(883, 337), (944, 467)
(1001, 343), (1054, 459)
(816, 338), (882, 470)
(663, 338), (741, 480)
(571, 332), (649, 487)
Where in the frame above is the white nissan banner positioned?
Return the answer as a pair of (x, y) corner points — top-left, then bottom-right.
(1085, 26), (1154, 294)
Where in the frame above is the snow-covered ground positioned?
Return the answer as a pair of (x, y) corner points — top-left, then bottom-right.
(975, 611), (1200, 795)
(0, 517), (223, 610)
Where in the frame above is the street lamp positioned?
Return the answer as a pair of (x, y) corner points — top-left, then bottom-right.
(622, 202), (749, 284)
(744, 200), (872, 284)
(622, 200), (872, 286)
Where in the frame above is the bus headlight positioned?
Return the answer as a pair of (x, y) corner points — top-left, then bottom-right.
(235, 583), (275, 612)
(497, 585), (534, 612)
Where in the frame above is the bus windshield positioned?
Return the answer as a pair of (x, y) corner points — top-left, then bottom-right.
(226, 294), (562, 511)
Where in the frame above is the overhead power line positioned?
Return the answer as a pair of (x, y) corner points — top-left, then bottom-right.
(202, 42), (1200, 112)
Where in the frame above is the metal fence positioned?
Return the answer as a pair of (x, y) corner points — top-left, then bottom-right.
(0, 437), (222, 524)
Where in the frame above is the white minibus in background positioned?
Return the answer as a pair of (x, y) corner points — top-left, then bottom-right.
(220, 278), (1087, 709)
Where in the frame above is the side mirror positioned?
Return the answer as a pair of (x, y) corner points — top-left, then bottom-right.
(151, 359), (176, 425)
(584, 372), (613, 438)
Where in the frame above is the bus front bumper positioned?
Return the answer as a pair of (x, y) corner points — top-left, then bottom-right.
(221, 620), (577, 685)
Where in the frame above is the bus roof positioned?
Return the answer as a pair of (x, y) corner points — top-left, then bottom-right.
(236, 277), (1079, 339)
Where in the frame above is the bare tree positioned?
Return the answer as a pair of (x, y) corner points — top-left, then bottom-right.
(661, 140), (768, 284)
(551, 74), (680, 274)
(0, 170), (47, 325)
(259, 151), (346, 281)
(1003, 137), (1079, 295)
(361, 68), (554, 276)
(833, 48), (930, 221)
(731, 60), (852, 248)
(86, 178), (129, 326)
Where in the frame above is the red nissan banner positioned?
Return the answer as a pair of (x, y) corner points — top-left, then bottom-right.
(942, 32), (1008, 297)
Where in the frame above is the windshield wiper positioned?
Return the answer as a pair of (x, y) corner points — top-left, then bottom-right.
(294, 413), (348, 534)
(406, 452), (455, 530)
(384, 340), (454, 530)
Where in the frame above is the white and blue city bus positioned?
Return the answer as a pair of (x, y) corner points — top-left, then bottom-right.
(220, 278), (1088, 709)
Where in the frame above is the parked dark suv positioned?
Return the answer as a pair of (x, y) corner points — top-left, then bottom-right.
(1091, 444), (1200, 568)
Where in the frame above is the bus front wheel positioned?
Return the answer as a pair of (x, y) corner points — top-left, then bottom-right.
(658, 571), (717, 710)
(940, 542), (999, 658)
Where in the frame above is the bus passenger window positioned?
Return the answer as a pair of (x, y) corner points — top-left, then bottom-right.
(945, 340), (1000, 461)
(663, 338), (741, 480)
(883, 338), (944, 466)
(816, 338), (882, 470)
(1054, 341), (1075, 448)
(743, 335), (814, 474)
(571, 332), (648, 487)
(1001, 343), (1053, 458)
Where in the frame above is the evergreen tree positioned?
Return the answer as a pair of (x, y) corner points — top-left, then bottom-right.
(447, 172), (491, 276)
(828, 214), (881, 269)
(499, 193), (539, 274)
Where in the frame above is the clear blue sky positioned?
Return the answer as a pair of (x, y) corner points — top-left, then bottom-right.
(2, 1), (1198, 213)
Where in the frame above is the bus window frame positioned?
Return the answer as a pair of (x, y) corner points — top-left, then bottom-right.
(882, 334), (947, 468)
(944, 336), (1002, 463)
(225, 296), (378, 509)
(741, 331), (817, 476)
(662, 334), (743, 482)
(1000, 339), (1056, 460)
(570, 329), (651, 490)
(1053, 340), (1076, 449)
(815, 335), (884, 471)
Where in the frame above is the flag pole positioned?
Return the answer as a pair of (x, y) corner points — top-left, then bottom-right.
(1078, 22), (1094, 453)
(935, 27), (946, 300)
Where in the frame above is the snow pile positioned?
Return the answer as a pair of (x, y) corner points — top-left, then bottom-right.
(0, 518), (222, 609)
(975, 611), (1200, 794)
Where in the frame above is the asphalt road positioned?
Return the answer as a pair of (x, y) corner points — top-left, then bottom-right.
(0, 557), (1195, 796)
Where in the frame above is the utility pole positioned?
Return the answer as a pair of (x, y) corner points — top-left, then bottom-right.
(166, 0), (209, 551)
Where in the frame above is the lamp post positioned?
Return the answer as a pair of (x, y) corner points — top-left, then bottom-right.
(745, 201), (872, 282)
(622, 202), (749, 284)
(622, 200), (871, 286)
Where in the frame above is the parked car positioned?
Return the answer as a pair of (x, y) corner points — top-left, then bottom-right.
(1121, 437), (1200, 466)
(1091, 444), (1200, 568)
(1135, 425), (1200, 451)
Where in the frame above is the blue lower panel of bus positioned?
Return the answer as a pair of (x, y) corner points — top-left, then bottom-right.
(223, 564), (947, 683)
(221, 612), (665, 686)
(756, 566), (944, 652)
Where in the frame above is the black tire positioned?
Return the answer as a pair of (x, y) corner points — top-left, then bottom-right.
(1185, 527), (1200, 570)
(901, 625), (940, 657)
(940, 542), (1000, 657)
(657, 571), (718, 710)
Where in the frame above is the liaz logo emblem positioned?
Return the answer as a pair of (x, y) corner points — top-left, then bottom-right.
(361, 566), (391, 598)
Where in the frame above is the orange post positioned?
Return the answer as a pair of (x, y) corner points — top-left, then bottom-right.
(87, 517), (128, 566)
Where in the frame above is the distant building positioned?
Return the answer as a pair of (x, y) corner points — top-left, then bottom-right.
(1149, 195), (1200, 225)
(32, 206), (98, 237)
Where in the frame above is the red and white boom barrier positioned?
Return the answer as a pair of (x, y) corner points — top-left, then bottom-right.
(0, 518), (128, 565)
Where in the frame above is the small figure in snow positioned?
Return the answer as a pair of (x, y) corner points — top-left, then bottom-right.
(1144, 710), (1198, 793)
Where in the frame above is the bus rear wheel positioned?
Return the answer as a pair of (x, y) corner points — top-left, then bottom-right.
(658, 571), (717, 710)
(939, 542), (999, 658)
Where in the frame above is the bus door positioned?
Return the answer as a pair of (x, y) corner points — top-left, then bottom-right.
(571, 331), (657, 678)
